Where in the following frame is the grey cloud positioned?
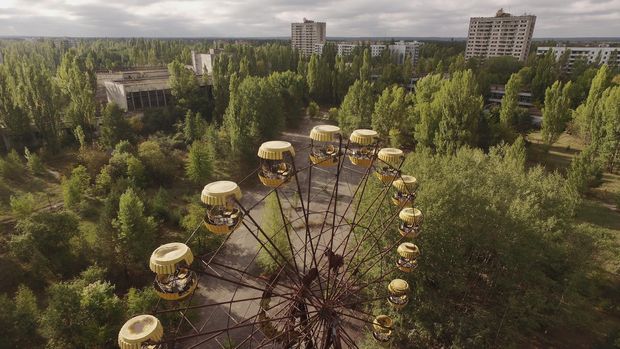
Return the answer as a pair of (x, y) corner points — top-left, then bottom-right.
(0, 0), (618, 37)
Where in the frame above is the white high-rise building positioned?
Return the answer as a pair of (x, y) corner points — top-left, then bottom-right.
(465, 9), (536, 62)
(291, 18), (326, 57)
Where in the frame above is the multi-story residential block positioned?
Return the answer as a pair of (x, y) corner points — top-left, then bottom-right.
(465, 8), (536, 61)
(312, 41), (422, 66)
(389, 41), (422, 65)
(536, 45), (620, 71)
(291, 18), (326, 56)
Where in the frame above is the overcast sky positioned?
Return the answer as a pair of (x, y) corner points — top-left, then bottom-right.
(0, 0), (619, 38)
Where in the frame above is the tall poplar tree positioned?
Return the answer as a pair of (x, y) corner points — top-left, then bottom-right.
(541, 81), (573, 146)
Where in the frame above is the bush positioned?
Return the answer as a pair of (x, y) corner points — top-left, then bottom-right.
(10, 193), (36, 220)
(78, 147), (110, 179)
(307, 101), (320, 118)
(567, 146), (604, 194)
(0, 150), (26, 181)
(24, 148), (45, 176)
(328, 107), (339, 121)
(138, 140), (178, 186)
(62, 165), (91, 210)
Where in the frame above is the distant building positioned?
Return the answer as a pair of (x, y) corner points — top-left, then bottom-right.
(190, 49), (219, 75)
(312, 40), (422, 65)
(487, 84), (542, 125)
(388, 41), (422, 65)
(291, 18), (326, 56)
(536, 46), (620, 72)
(465, 8), (536, 62)
(488, 84), (534, 108)
(103, 69), (174, 112)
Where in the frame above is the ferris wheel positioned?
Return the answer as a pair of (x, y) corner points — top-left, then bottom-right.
(117, 125), (425, 349)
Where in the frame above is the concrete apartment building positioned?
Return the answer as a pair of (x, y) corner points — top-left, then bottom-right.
(465, 9), (536, 62)
(313, 41), (422, 65)
(291, 18), (326, 56)
(536, 46), (620, 72)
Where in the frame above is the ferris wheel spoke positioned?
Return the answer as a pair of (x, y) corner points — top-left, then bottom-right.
(251, 311), (321, 349)
(235, 218), (304, 289)
(174, 305), (320, 348)
(335, 322), (360, 349)
(274, 189), (306, 275)
(191, 267), (303, 304)
(234, 295), (301, 349)
(335, 227), (407, 300)
(331, 203), (404, 299)
(206, 260), (298, 294)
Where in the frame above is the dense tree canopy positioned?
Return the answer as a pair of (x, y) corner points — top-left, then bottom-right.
(357, 143), (598, 347)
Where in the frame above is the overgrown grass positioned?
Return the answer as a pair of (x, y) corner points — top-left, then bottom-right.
(528, 130), (620, 347)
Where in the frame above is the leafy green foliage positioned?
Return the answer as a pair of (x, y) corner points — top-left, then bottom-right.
(112, 188), (157, 264)
(168, 60), (210, 116)
(185, 140), (214, 184)
(338, 79), (375, 134)
(372, 85), (407, 141)
(0, 149), (26, 181)
(307, 101), (320, 118)
(11, 211), (84, 279)
(224, 74), (285, 162)
(268, 71), (307, 127)
(100, 103), (132, 149)
(411, 70), (483, 153)
(9, 193), (36, 219)
(542, 81), (573, 146)
(357, 144), (596, 347)
(62, 165), (91, 210)
(0, 285), (43, 349)
(24, 147), (44, 176)
(39, 267), (124, 349)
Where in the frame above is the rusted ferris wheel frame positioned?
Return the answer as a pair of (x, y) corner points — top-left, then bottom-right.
(120, 127), (424, 349)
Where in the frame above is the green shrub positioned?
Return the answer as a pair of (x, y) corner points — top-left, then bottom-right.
(328, 107), (339, 121)
(10, 193), (36, 220)
(307, 101), (320, 118)
(24, 148), (44, 176)
(0, 150), (26, 181)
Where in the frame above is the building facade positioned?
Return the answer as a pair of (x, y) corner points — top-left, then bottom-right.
(465, 9), (536, 62)
(312, 41), (422, 65)
(536, 46), (620, 71)
(291, 19), (326, 56)
(190, 49), (219, 75)
(104, 69), (173, 112)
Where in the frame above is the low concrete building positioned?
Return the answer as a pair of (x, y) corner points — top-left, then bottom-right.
(101, 50), (217, 112)
(488, 84), (534, 108)
(104, 69), (173, 112)
(487, 84), (542, 125)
